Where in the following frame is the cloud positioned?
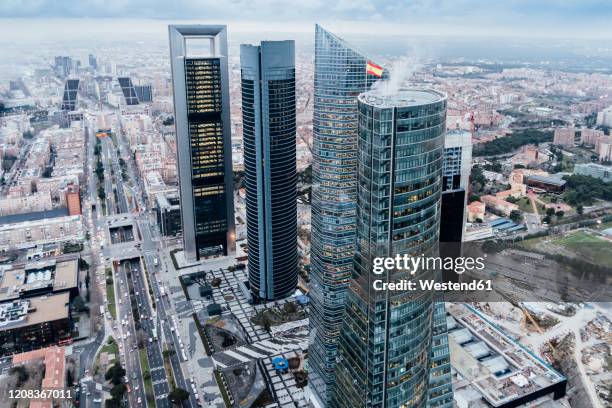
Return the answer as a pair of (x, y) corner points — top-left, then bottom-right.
(0, 0), (611, 38)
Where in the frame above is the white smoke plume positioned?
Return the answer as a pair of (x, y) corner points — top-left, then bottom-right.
(373, 52), (427, 98)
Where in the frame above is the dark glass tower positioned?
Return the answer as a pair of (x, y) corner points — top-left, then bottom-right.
(118, 77), (139, 105)
(241, 41), (298, 301)
(333, 89), (447, 408)
(169, 25), (235, 261)
(308, 25), (386, 405)
(60, 79), (80, 111)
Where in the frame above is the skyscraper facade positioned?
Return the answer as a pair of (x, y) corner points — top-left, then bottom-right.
(308, 24), (385, 405)
(135, 84), (153, 103)
(333, 89), (447, 408)
(240, 41), (298, 302)
(439, 130), (472, 264)
(169, 25), (235, 261)
(118, 77), (139, 105)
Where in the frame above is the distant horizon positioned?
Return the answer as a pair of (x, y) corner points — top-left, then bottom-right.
(1, 17), (612, 42)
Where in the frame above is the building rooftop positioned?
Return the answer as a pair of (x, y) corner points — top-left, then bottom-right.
(359, 88), (446, 108)
(0, 292), (69, 331)
(13, 345), (65, 403)
(0, 208), (69, 225)
(0, 259), (78, 302)
(448, 303), (566, 407)
(526, 174), (566, 187)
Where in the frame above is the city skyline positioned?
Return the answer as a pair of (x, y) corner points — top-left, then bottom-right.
(0, 8), (611, 408)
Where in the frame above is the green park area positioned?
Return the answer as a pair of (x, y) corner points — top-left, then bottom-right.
(551, 230), (612, 267)
(139, 348), (155, 406)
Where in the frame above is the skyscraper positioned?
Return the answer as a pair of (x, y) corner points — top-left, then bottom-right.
(60, 79), (80, 111)
(240, 41), (298, 301)
(118, 77), (139, 105)
(439, 129), (472, 266)
(169, 25), (235, 261)
(135, 84), (153, 103)
(308, 25), (386, 406)
(333, 89), (447, 408)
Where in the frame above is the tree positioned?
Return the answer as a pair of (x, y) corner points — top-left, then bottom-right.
(71, 295), (87, 312)
(98, 187), (106, 200)
(509, 210), (522, 223)
(506, 196), (518, 204)
(105, 362), (126, 385)
(105, 399), (120, 408)
(163, 349), (176, 358)
(556, 210), (564, 218)
(546, 208), (556, 217)
(110, 384), (127, 400)
(167, 388), (190, 405)
(8, 366), (29, 385)
(577, 205), (584, 215)
(79, 258), (90, 270)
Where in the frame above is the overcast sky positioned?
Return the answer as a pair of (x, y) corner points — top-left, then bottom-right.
(1, 0), (611, 39)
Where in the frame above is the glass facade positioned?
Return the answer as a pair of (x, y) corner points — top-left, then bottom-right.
(241, 41), (298, 301)
(332, 89), (447, 408)
(308, 24), (385, 405)
(185, 58), (231, 255)
(169, 25), (235, 262)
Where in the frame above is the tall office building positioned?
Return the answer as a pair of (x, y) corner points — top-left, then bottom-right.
(240, 41), (298, 302)
(169, 25), (235, 261)
(135, 84), (153, 103)
(428, 133), (471, 408)
(308, 25), (386, 406)
(60, 79), (80, 111)
(118, 77), (139, 105)
(88, 54), (97, 71)
(333, 89), (447, 408)
(439, 130), (472, 262)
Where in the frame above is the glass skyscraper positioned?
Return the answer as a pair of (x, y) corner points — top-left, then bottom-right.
(241, 41), (298, 301)
(169, 25), (235, 261)
(333, 89), (447, 408)
(308, 24), (385, 405)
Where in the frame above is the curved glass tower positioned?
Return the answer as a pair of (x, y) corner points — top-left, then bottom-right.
(333, 89), (447, 408)
(308, 24), (385, 405)
(241, 41), (298, 301)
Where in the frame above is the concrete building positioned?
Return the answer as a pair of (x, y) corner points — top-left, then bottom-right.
(169, 25), (235, 260)
(0, 259), (79, 303)
(553, 128), (576, 147)
(155, 192), (182, 236)
(448, 304), (566, 408)
(580, 127), (605, 146)
(0, 293), (72, 357)
(241, 41), (298, 302)
(525, 175), (566, 193)
(334, 89), (448, 408)
(481, 195), (519, 216)
(65, 184), (81, 215)
(0, 210), (83, 251)
(574, 163), (612, 182)
(467, 201), (486, 222)
(596, 136), (612, 161)
(596, 106), (612, 127)
(12, 346), (66, 398)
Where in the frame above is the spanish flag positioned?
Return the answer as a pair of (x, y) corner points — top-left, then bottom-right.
(366, 61), (383, 77)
